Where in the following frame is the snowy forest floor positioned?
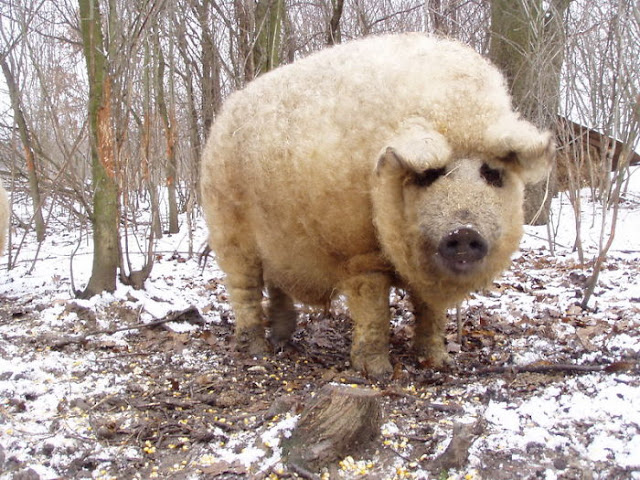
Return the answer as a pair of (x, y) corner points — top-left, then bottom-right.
(1, 175), (639, 480)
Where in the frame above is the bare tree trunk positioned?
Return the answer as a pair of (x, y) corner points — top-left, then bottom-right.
(1, 58), (46, 243)
(429, 0), (458, 36)
(327, 0), (344, 45)
(253, 0), (285, 76)
(141, 39), (162, 240)
(78, 0), (120, 297)
(489, 0), (572, 225)
(154, 26), (179, 234)
(196, 0), (221, 136)
(234, 0), (256, 83)
(176, 2), (217, 237)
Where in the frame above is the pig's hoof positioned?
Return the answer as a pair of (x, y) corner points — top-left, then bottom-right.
(417, 349), (452, 370)
(236, 328), (270, 357)
(268, 328), (295, 351)
(268, 334), (293, 353)
(351, 352), (393, 380)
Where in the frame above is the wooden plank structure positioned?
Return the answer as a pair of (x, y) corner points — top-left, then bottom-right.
(555, 116), (639, 190)
(557, 116), (640, 168)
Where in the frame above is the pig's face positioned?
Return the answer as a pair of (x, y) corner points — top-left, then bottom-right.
(405, 156), (525, 284)
(372, 118), (553, 298)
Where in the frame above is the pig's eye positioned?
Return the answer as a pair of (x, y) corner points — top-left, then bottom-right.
(413, 167), (446, 187)
(480, 163), (503, 188)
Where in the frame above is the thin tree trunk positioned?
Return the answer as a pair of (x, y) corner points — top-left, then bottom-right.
(1, 58), (46, 243)
(155, 27), (179, 234)
(78, 0), (120, 297)
(327, 0), (344, 45)
(234, 0), (255, 83)
(197, 0), (220, 136)
(176, 6), (211, 209)
(142, 39), (162, 239)
(254, 0), (285, 76)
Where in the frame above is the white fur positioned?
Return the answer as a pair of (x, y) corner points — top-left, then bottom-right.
(200, 33), (554, 377)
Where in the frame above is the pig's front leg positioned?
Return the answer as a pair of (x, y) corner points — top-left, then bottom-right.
(343, 273), (393, 379)
(413, 299), (451, 368)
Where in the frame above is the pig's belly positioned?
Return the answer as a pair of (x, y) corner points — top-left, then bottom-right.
(247, 189), (378, 304)
(257, 236), (346, 306)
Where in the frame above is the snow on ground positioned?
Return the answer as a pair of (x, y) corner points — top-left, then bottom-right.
(0, 169), (639, 479)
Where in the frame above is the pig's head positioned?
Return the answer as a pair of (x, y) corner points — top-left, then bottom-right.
(371, 117), (554, 301)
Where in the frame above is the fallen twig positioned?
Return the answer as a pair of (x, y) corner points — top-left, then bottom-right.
(198, 245), (213, 270)
(288, 462), (321, 480)
(381, 387), (465, 414)
(470, 360), (635, 377)
(49, 306), (203, 349)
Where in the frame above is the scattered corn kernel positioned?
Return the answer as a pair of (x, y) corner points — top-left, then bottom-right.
(143, 440), (156, 454)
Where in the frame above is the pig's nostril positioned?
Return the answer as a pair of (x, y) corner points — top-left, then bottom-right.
(438, 227), (488, 272)
(470, 240), (484, 250)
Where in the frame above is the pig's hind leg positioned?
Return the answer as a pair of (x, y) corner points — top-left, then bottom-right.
(266, 285), (297, 349)
(217, 245), (270, 356)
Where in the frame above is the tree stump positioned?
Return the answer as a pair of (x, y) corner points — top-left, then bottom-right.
(430, 419), (485, 473)
(282, 384), (382, 472)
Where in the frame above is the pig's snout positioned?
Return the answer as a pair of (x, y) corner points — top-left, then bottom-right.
(437, 227), (488, 274)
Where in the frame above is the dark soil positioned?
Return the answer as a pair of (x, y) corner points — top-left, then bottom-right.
(1, 251), (639, 479)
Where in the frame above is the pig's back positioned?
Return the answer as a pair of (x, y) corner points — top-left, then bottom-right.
(200, 33), (512, 301)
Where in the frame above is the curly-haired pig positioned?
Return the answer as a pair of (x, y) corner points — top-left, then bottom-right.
(200, 33), (554, 378)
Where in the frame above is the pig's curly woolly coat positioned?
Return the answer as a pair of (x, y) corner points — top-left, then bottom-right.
(200, 33), (553, 377)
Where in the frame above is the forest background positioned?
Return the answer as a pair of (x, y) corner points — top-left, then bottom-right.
(0, 0), (638, 302)
(1, 2), (640, 479)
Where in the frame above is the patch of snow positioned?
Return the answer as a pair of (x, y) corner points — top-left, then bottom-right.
(1, 167), (639, 479)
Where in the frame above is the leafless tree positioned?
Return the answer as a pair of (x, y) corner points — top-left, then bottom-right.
(560, 0), (639, 307)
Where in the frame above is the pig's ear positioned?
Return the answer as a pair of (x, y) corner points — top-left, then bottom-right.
(375, 123), (451, 176)
(487, 119), (556, 184)
(376, 147), (405, 176)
